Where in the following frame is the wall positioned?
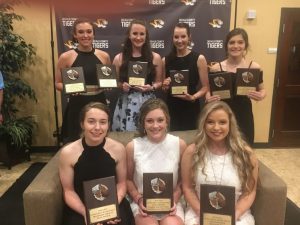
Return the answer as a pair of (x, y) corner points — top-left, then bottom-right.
(12, 1), (300, 146)
(233, 0), (300, 143)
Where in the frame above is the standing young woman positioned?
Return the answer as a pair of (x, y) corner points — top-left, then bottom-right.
(55, 18), (111, 144)
(126, 99), (186, 225)
(112, 19), (163, 131)
(59, 102), (134, 225)
(207, 28), (266, 145)
(181, 101), (258, 225)
(162, 22), (209, 131)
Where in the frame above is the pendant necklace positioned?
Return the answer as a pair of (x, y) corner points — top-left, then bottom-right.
(208, 150), (226, 185)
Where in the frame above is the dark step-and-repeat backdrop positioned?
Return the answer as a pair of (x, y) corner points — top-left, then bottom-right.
(55, 0), (231, 111)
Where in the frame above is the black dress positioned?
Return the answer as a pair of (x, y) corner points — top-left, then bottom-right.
(62, 138), (134, 225)
(218, 62), (263, 145)
(61, 48), (107, 144)
(165, 51), (202, 131)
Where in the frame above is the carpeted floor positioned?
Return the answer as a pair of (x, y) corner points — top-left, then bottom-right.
(0, 162), (46, 225)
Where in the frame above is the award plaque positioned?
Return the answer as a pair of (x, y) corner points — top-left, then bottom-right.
(61, 67), (86, 94)
(143, 173), (173, 214)
(235, 68), (261, 96)
(209, 72), (233, 99)
(96, 64), (118, 88)
(83, 176), (119, 225)
(170, 70), (189, 95)
(128, 61), (148, 86)
(200, 184), (235, 225)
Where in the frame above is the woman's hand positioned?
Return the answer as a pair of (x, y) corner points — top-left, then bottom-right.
(169, 202), (177, 216)
(137, 197), (148, 217)
(132, 84), (153, 92)
(205, 94), (221, 103)
(173, 93), (195, 102)
(162, 77), (171, 91)
(122, 82), (132, 92)
(247, 90), (265, 101)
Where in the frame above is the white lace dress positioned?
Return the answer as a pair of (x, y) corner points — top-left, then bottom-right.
(184, 151), (255, 225)
(130, 134), (184, 221)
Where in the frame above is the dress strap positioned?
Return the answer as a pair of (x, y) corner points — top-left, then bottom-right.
(219, 62), (224, 72)
(248, 60), (253, 69)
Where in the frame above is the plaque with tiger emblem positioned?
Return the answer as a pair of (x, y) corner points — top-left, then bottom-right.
(170, 70), (189, 95)
(235, 68), (261, 96)
(96, 64), (118, 88)
(200, 184), (235, 225)
(143, 173), (173, 214)
(61, 67), (86, 94)
(128, 61), (148, 86)
(83, 176), (119, 225)
(209, 72), (233, 99)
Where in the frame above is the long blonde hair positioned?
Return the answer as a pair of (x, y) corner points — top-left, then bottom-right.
(193, 101), (255, 194)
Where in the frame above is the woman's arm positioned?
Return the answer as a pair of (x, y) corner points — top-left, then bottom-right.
(113, 141), (127, 203)
(193, 54), (209, 100)
(152, 52), (163, 90)
(173, 139), (187, 203)
(126, 141), (141, 203)
(113, 53), (131, 93)
(235, 152), (259, 220)
(162, 57), (171, 91)
(248, 61), (266, 101)
(181, 144), (200, 216)
(175, 54), (209, 102)
(59, 147), (86, 217)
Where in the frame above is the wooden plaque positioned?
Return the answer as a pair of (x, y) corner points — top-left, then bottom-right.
(200, 184), (235, 225)
(83, 176), (119, 225)
(143, 173), (173, 214)
(235, 68), (261, 96)
(170, 70), (189, 95)
(209, 72), (233, 99)
(96, 64), (118, 88)
(128, 61), (148, 86)
(61, 67), (86, 94)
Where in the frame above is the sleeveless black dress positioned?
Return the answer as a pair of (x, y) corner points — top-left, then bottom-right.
(165, 51), (201, 131)
(61, 49), (107, 144)
(217, 62), (263, 145)
(62, 138), (134, 225)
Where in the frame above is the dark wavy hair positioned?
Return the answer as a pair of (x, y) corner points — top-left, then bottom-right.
(119, 19), (155, 83)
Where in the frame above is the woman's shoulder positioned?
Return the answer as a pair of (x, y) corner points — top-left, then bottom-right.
(59, 139), (82, 161)
(95, 49), (110, 64)
(58, 49), (76, 60)
(209, 61), (223, 72)
(248, 60), (261, 69)
(105, 137), (125, 151)
(185, 143), (196, 154)
(152, 51), (162, 59)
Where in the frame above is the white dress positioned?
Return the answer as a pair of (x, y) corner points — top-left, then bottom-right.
(184, 151), (255, 225)
(130, 134), (184, 221)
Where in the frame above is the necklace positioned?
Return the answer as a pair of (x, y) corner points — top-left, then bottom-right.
(208, 150), (226, 185)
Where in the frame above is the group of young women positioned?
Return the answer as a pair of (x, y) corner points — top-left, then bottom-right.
(59, 99), (258, 225)
(55, 18), (265, 146)
(57, 17), (266, 225)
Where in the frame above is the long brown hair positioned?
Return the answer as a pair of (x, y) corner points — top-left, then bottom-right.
(193, 101), (256, 194)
